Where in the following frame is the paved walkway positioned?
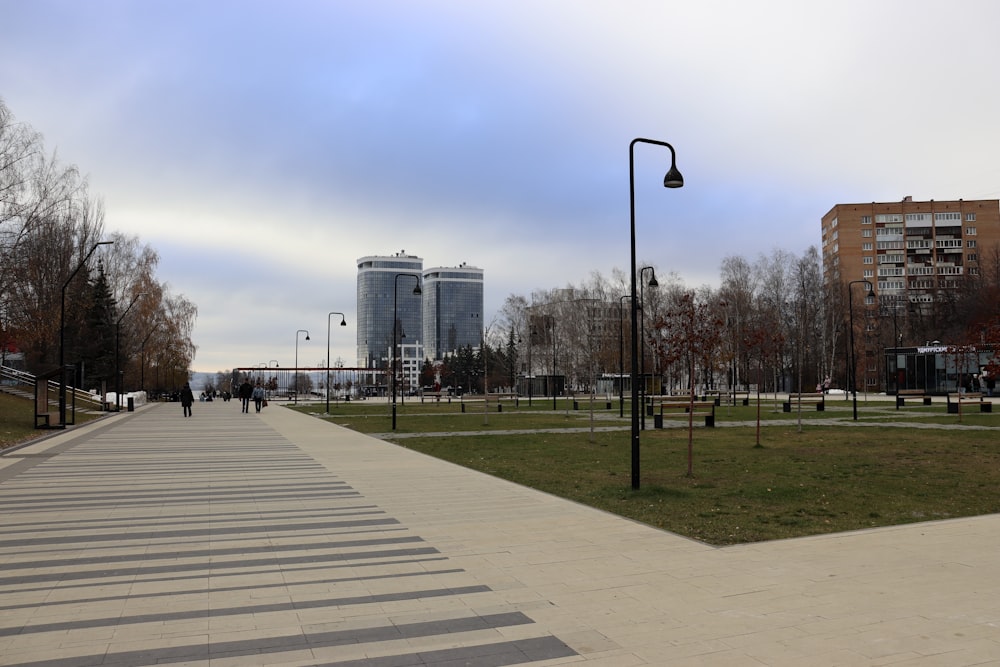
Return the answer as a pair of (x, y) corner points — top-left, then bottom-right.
(1, 401), (999, 666)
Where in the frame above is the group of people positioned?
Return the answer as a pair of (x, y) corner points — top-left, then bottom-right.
(237, 379), (268, 413)
(177, 378), (269, 417)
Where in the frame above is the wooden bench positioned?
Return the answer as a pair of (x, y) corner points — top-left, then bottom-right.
(782, 392), (825, 412)
(464, 392), (519, 412)
(573, 395), (613, 410)
(646, 394), (690, 416)
(946, 392), (992, 414)
(717, 390), (750, 406)
(34, 410), (61, 428)
(896, 389), (932, 407)
(650, 398), (716, 428)
(420, 391), (452, 404)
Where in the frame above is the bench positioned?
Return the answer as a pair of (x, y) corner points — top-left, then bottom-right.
(896, 389), (932, 407)
(650, 398), (716, 428)
(782, 392), (825, 412)
(646, 394), (690, 416)
(462, 392), (519, 413)
(573, 395), (613, 410)
(717, 390), (750, 406)
(34, 411), (61, 429)
(946, 392), (992, 414)
(420, 391), (452, 404)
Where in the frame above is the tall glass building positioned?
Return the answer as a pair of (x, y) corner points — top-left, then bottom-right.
(356, 252), (424, 371)
(422, 263), (484, 361)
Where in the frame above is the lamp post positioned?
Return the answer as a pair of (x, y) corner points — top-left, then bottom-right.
(848, 279), (872, 421)
(139, 322), (160, 395)
(294, 329), (310, 404)
(269, 360), (279, 399)
(392, 273), (421, 430)
(629, 138), (683, 489)
(548, 315), (557, 410)
(326, 311), (347, 414)
(59, 240), (114, 425)
(115, 292), (148, 410)
(526, 304), (538, 407)
(639, 266), (658, 429)
(618, 294), (631, 418)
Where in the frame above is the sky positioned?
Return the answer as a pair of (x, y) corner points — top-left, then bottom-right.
(4, 0), (1000, 373)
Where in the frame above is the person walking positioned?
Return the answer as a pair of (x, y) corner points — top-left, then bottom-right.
(238, 378), (253, 413)
(180, 382), (194, 418)
(252, 381), (266, 413)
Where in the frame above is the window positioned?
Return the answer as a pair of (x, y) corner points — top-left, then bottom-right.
(966, 213), (977, 222)
(864, 269), (874, 278)
(862, 242), (873, 251)
(966, 226), (977, 235)
(935, 212), (961, 221)
(876, 214), (903, 223)
(832, 230), (839, 240)
(863, 256), (873, 264)
(968, 254), (978, 262)
(861, 215), (872, 224)
(967, 239), (977, 248)
(862, 229), (872, 237)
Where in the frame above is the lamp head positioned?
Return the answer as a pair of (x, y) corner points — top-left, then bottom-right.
(305, 334), (310, 341)
(663, 161), (684, 189)
(413, 285), (422, 295)
(648, 274), (659, 288)
(339, 317), (347, 326)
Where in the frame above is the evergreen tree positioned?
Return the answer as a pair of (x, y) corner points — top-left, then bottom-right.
(79, 262), (116, 389)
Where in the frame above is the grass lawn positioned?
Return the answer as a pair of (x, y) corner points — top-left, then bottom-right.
(0, 391), (102, 450)
(293, 397), (1000, 546)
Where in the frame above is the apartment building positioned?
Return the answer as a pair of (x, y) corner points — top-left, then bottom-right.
(821, 197), (1000, 314)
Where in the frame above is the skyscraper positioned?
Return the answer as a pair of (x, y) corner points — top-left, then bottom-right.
(356, 252), (423, 372)
(422, 263), (484, 361)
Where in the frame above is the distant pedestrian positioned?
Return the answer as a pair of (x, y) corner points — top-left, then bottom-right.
(252, 381), (266, 413)
(180, 382), (194, 418)
(238, 378), (253, 413)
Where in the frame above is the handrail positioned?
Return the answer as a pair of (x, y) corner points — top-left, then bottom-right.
(1, 364), (103, 407)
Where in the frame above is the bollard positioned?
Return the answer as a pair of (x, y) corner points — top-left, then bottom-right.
(127, 397), (135, 412)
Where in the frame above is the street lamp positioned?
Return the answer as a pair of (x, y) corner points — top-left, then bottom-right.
(629, 137), (683, 489)
(115, 292), (148, 410)
(294, 329), (310, 404)
(526, 316), (533, 407)
(59, 240), (114, 425)
(392, 273), (421, 430)
(848, 279), (872, 421)
(547, 315), (557, 410)
(326, 311), (347, 414)
(639, 266), (658, 429)
(139, 321), (160, 395)
(618, 294), (631, 418)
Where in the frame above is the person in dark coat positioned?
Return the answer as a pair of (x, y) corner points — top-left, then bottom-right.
(180, 382), (194, 418)
(238, 379), (253, 413)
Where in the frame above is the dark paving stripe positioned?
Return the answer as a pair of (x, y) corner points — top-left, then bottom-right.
(2, 613), (564, 667)
(0, 517), (399, 548)
(315, 636), (578, 667)
(0, 568), (467, 612)
(0, 585), (493, 636)
(0, 535), (425, 570)
(0, 546), (442, 586)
